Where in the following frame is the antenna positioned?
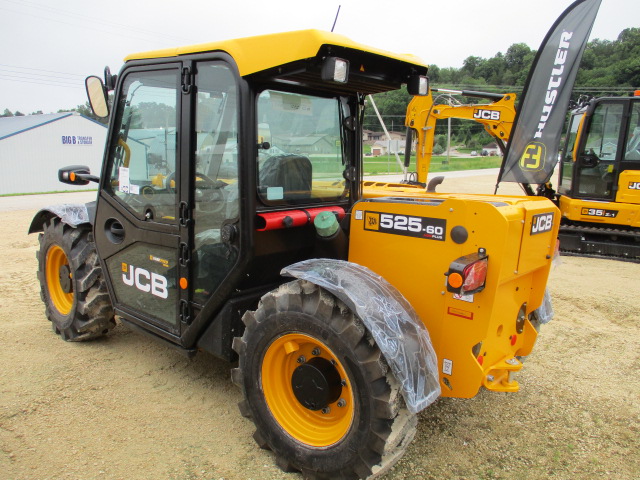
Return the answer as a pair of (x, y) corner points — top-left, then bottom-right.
(331, 5), (341, 32)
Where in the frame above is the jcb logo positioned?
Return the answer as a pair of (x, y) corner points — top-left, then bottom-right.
(630, 182), (640, 190)
(364, 212), (380, 231)
(531, 212), (554, 235)
(122, 263), (168, 299)
(520, 142), (546, 172)
(473, 109), (500, 121)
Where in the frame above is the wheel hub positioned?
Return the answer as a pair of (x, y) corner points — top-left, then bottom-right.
(58, 264), (72, 293)
(291, 357), (342, 411)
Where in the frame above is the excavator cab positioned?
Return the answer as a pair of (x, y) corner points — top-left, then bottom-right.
(559, 95), (640, 206)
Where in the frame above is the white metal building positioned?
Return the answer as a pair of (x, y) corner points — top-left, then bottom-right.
(0, 113), (107, 195)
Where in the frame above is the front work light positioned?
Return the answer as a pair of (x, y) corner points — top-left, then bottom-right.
(407, 75), (429, 96)
(321, 57), (349, 83)
(446, 248), (488, 295)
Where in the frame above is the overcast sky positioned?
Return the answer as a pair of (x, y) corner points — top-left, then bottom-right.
(1, 0), (637, 114)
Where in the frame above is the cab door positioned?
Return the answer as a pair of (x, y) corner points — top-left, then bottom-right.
(572, 100), (626, 200)
(185, 60), (242, 313)
(94, 64), (185, 339)
(94, 59), (244, 344)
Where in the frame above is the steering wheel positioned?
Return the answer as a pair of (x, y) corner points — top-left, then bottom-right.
(195, 172), (226, 190)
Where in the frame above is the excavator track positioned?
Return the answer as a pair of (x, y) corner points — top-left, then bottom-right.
(559, 223), (640, 263)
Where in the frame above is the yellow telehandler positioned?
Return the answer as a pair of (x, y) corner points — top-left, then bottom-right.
(29, 29), (559, 479)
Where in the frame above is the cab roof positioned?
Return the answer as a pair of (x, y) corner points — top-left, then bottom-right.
(124, 29), (427, 78)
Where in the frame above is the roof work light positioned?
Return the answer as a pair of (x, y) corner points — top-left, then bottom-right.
(321, 57), (349, 83)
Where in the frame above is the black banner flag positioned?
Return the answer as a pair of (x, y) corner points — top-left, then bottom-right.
(498, 0), (601, 185)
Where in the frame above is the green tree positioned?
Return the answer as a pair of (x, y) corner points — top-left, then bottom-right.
(461, 56), (483, 77)
(59, 101), (109, 124)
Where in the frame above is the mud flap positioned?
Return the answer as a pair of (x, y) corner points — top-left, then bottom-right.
(282, 258), (441, 414)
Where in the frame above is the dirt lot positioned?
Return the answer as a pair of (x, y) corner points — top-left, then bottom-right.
(1, 177), (638, 480)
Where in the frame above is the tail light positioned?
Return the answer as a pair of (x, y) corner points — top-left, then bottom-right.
(446, 248), (488, 295)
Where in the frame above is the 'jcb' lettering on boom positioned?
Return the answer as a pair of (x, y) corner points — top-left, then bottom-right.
(122, 264), (168, 299)
(473, 109), (500, 121)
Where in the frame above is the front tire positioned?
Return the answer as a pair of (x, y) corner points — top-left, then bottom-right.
(232, 280), (416, 479)
(37, 217), (115, 341)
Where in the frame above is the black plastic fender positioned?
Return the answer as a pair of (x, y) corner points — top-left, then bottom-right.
(28, 202), (95, 234)
(282, 258), (441, 414)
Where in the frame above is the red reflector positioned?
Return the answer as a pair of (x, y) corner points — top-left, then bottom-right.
(462, 258), (488, 293)
(477, 355), (484, 366)
(511, 334), (517, 346)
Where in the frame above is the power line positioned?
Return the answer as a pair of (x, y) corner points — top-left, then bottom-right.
(1, 0), (192, 43)
(0, 63), (85, 79)
(0, 76), (82, 89)
(0, 2), (190, 46)
(0, 69), (83, 85)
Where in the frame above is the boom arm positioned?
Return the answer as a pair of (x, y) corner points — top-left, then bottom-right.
(405, 88), (516, 184)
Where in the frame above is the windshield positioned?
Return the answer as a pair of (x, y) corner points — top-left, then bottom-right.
(256, 90), (349, 206)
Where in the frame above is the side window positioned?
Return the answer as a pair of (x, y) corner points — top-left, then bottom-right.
(582, 103), (623, 161)
(107, 69), (179, 222)
(624, 102), (640, 161)
(192, 62), (239, 305)
(256, 90), (348, 206)
(560, 113), (582, 192)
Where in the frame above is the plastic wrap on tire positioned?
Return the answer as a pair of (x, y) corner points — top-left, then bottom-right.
(29, 204), (91, 234)
(535, 289), (554, 325)
(282, 258), (441, 414)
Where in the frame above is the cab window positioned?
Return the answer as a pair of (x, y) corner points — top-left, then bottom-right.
(106, 68), (179, 222)
(256, 90), (348, 206)
(560, 113), (582, 192)
(624, 102), (640, 161)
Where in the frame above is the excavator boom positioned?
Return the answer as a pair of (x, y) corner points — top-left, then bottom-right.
(405, 89), (516, 184)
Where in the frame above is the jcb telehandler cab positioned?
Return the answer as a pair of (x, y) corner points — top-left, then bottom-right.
(29, 30), (559, 479)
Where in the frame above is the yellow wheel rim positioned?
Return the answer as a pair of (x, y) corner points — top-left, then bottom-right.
(45, 245), (73, 315)
(262, 333), (354, 447)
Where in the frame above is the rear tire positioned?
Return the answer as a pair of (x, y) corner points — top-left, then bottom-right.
(232, 280), (416, 479)
(37, 217), (115, 341)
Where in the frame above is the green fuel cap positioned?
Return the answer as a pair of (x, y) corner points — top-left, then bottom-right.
(314, 211), (339, 238)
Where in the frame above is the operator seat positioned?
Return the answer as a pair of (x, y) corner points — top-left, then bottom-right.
(259, 154), (312, 203)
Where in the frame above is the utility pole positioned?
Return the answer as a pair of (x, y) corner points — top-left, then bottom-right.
(443, 95), (451, 165)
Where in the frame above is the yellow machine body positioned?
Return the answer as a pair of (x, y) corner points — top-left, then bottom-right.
(615, 170), (640, 205)
(558, 194), (640, 228)
(348, 192), (559, 398)
(125, 29), (424, 77)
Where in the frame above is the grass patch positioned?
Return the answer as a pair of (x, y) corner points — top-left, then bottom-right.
(0, 189), (97, 198)
(363, 156), (501, 175)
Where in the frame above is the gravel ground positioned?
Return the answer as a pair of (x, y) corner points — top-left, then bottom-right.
(1, 176), (638, 480)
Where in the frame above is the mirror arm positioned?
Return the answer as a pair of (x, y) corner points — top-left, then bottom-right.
(75, 173), (100, 183)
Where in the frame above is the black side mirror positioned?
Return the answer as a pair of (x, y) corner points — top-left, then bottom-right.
(104, 66), (118, 91)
